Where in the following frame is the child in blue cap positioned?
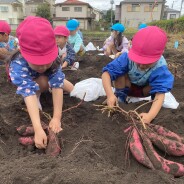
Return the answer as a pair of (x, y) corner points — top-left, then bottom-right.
(66, 19), (85, 56)
(103, 23), (129, 57)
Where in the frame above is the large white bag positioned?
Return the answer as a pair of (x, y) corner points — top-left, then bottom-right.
(70, 78), (106, 101)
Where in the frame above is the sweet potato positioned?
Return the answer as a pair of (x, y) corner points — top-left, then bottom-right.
(146, 131), (184, 156)
(17, 125), (35, 136)
(45, 129), (61, 156)
(150, 124), (184, 143)
(17, 121), (48, 136)
(18, 136), (34, 146)
(142, 133), (184, 177)
(129, 128), (154, 169)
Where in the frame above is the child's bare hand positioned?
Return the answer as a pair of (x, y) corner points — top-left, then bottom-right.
(115, 52), (122, 58)
(0, 48), (8, 55)
(107, 94), (118, 107)
(34, 129), (47, 149)
(140, 113), (152, 124)
(49, 118), (63, 134)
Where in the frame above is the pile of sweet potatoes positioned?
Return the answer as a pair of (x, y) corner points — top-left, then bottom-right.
(129, 124), (184, 177)
(16, 122), (61, 156)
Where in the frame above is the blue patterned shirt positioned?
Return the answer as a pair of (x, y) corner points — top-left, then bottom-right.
(9, 53), (65, 98)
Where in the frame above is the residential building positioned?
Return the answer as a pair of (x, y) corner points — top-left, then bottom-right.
(115, 0), (166, 28)
(53, 0), (96, 30)
(25, 0), (55, 18)
(0, 0), (24, 29)
(163, 7), (180, 20)
(93, 7), (103, 21)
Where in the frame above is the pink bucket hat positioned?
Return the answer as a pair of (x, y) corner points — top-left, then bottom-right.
(54, 25), (70, 37)
(128, 26), (167, 64)
(16, 16), (58, 65)
(0, 20), (11, 34)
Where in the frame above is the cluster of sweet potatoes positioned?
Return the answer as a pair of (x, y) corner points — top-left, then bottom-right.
(16, 122), (61, 156)
(129, 124), (184, 177)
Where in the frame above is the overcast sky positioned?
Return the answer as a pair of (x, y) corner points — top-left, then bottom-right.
(55, 0), (182, 12)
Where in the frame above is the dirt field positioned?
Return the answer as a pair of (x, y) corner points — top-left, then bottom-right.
(1, 38), (184, 184)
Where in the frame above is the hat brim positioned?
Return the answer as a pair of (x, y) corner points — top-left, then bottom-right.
(67, 27), (76, 31)
(21, 45), (58, 65)
(54, 32), (69, 37)
(128, 49), (161, 64)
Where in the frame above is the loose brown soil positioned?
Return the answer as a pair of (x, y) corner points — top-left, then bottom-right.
(1, 39), (184, 184)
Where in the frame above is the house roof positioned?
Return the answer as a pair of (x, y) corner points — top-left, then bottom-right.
(25, 0), (49, 4)
(121, 0), (164, 4)
(0, 0), (21, 3)
(55, 0), (92, 8)
(165, 8), (180, 12)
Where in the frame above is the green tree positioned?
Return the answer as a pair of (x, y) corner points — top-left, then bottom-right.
(104, 9), (115, 24)
(36, 3), (51, 22)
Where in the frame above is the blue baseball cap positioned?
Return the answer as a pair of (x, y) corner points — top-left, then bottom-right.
(138, 23), (147, 30)
(66, 19), (79, 31)
(111, 23), (125, 33)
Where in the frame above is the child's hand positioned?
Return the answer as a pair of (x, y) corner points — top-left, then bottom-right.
(0, 48), (8, 55)
(34, 128), (47, 149)
(107, 94), (118, 107)
(115, 52), (122, 58)
(140, 113), (152, 124)
(49, 118), (63, 134)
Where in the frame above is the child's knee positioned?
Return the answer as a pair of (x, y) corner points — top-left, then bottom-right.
(35, 76), (49, 92)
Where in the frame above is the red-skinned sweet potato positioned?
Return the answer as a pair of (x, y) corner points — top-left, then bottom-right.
(18, 136), (34, 146)
(16, 121), (48, 136)
(45, 129), (61, 156)
(142, 133), (184, 177)
(129, 128), (154, 169)
(150, 124), (184, 143)
(146, 131), (184, 156)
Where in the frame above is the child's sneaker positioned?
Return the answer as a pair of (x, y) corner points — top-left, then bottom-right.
(71, 62), (79, 71)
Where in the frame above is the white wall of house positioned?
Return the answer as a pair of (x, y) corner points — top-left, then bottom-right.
(167, 12), (180, 19)
(56, 5), (89, 18)
(54, 4), (95, 30)
(120, 3), (163, 28)
(93, 10), (102, 21)
(0, 3), (23, 29)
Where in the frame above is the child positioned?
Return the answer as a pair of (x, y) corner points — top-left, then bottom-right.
(127, 23), (148, 52)
(72, 19), (83, 40)
(102, 26), (174, 124)
(66, 19), (85, 56)
(54, 25), (76, 69)
(0, 20), (18, 63)
(103, 23), (129, 57)
(9, 16), (73, 149)
(138, 23), (147, 30)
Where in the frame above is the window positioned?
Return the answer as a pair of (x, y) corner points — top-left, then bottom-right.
(9, 18), (15, 24)
(170, 14), (176, 19)
(144, 4), (158, 12)
(31, 7), (37, 13)
(62, 7), (70, 11)
(0, 6), (8, 12)
(13, 6), (18, 12)
(132, 4), (140, 12)
(74, 7), (82, 12)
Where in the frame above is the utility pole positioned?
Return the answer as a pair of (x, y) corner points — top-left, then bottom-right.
(180, 0), (184, 17)
(110, 0), (114, 26)
(172, 1), (174, 8)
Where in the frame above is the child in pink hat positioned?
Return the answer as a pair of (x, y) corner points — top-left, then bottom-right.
(102, 26), (174, 124)
(0, 20), (18, 64)
(54, 25), (76, 69)
(8, 16), (73, 149)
